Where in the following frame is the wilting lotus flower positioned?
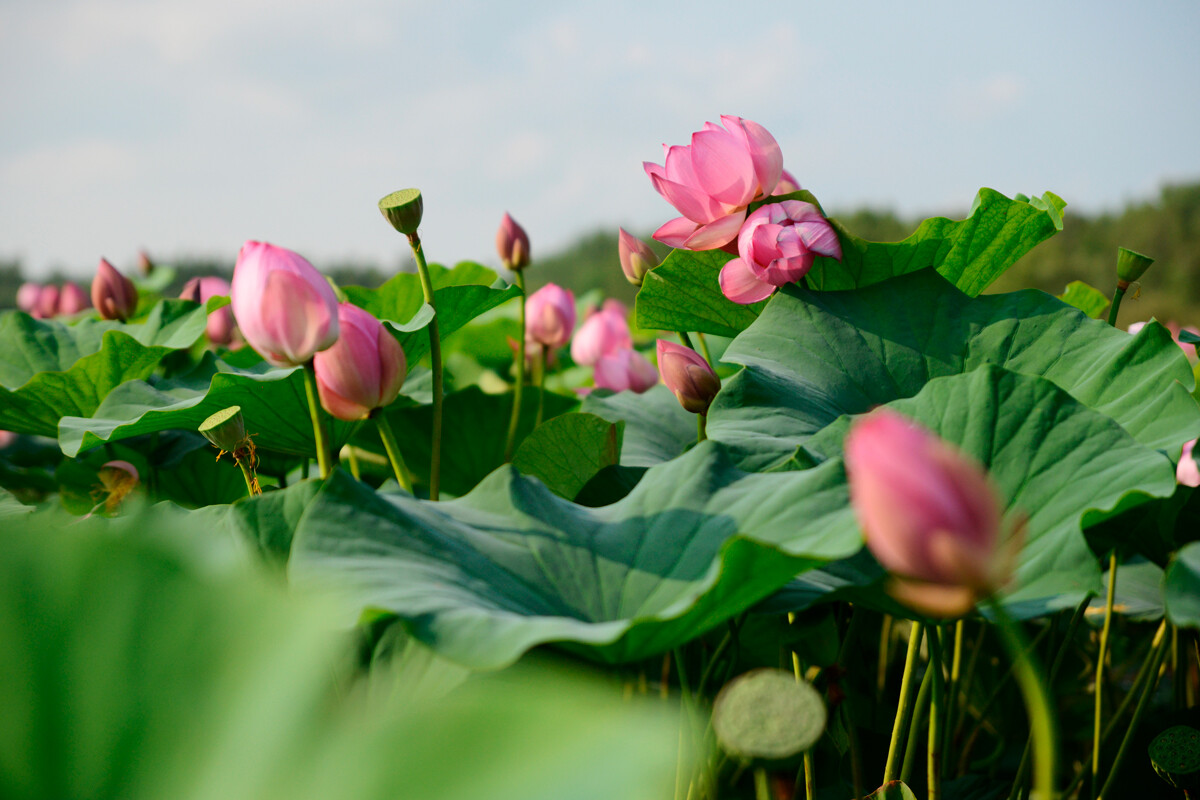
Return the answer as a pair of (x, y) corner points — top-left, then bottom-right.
(571, 305), (632, 366)
(595, 348), (658, 394)
(618, 228), (659, 286)
(58, 282), (90, 315)
(16, 283), (41, 313)
(98, 460), (140, 513)
(657, 339), (720, 414)
(496, 212), (531, 270)
(32, 285), (60, 319)
(1179, 440), (1200, 488)
(314, 303), (407, 421)
(719, 200), (843, 305)
(525, 283), (576, 350)
(644, 115), (783, 251)
(845, 409), (1019, 617)
(181, 276), (236, 346)
(92, 259), (138, 321)
(230, 241), (339, 367)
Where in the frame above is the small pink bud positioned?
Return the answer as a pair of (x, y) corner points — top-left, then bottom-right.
(33, 285), (60, 319)
(1179, 440), (1200, 488)
(16, 283), (41, 313)
(91, 258), (138, 321)
(719, 200), (842, 305)
(845, 409), (1015, 617)
(496, 212), (531, 270)
(0, 430), (15, 449)
(617, 228), (659, 286)
(313, 303), (407, 421)
(595, 348), (658, 394)
(656, 339), (720, 414)
(230, 241), (340, 367)
(181, 276), (236, 346)
(58, 282), (90, 315)
(570, 306), (632, 367)
(525, 283), (576, 349)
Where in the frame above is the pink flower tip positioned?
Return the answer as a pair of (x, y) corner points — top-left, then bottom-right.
(525, 283), (576, 350)
(91, 259), (138, 321)
(314, 303), (407, 421)
(656, 339), (720, 414)
(618, 228), (659, 286)
(496, 212), (531, 270)
(1179, 440), (1200, 488)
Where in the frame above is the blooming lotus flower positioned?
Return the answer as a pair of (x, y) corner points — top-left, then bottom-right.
(32, 285), (60, 319)
(656, 339), (720, 414)
(571, 306), (632, 366)
(595, 348), (658, 394)
(182, 276), (236, 346)
(314, 303), (407, 421)
(618, 228), (659, 286)
(230, 241), (339, 367)
(58, 282), (90, 315)
(845, 409), (1018, 617)
(719, 200), (842, 305)
(496, 212), (531, 270)
(525, 283), (576, 349)
(92, 259), (138, 321)
(644, 115), (783, 251)
(1179, 440), (1200, 488)
(16, 283), (41, 313)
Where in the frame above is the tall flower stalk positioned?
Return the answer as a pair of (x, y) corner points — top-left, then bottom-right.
(498, 213), (532, 461)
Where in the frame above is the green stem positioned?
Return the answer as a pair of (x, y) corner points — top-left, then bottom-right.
(345, 446), (361, 480)
(1093, 552), (1118, 798)
(407, 233), (442, 500)
(301, 361), (331, 479)
(985, 597), (1057, 800)
(878, 614), (894, 699)
(696, 331), (714, 367)
(884, 621), (925, 784)
(678, 330), (695, 350)
(1097, 626), (1170, 799)
(1106, 284), (1127, 327)
(535, 344), (547, 428)
(237, 458), (260, 496)
(753, 768), (770, 800)
(697, 413), (707, 443)
(803, 752), (815, 800)
(941, 619), (965, 777)
(503, 271), (527, 462)
(928, 625), (945, 800)
(901, 660), (934, 785)
(374, 413), (413, 493)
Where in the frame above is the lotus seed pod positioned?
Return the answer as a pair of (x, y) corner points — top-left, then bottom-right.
(378, 188), (424, 236)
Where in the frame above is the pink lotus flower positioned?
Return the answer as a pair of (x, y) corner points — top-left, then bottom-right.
(845, 409), (1018, 617)
(496, 212), (531, 270)
(1179, 440), (1200, 488)
(32, 285), (60, 319)
(182, 276), (236, 346)
(571, 305), (632, 366)
(58, 282), (90, 315)
(525, 283), (576, 350)
(92, 259), (138, 321)
(230, 241), (339, 367)
(16, 283), (41, 314)
(0, 430), (15, 449)
(314, 303), (407, 421)
(656, 339), (720, 414)
(773, 169), (802, 195)
(644, 115), (783, 251)
(618, 228), (659, 286)
(719, 200), (842, 305)
(595, 348), (658, 394)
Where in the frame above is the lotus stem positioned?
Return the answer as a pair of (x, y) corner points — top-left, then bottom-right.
(697, 413), (707, 443)
(1106, 282), (1127, 327)
(884, 621), (925, 783)
(374, 412), (413, 493)
(237, 458), (261, 496)
(1092, 551), (1118, 798)
(696, 331), (714, 367)
(406, 232), (443, 500)
(1097, 626), (1170, 799)
(901, 660), (934, 785)
(503, 271), (527, 461)
(301, 361), (331, 479)
(535, 344), (547, 428)
(928, 625), (946, 800)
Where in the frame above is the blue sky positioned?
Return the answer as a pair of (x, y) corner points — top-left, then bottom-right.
(2, 1), (1198, 279)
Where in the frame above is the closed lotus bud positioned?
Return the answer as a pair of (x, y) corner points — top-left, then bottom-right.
(199, 406), (249, 453)
(617, 228), (659, 286)
(16, 282), (41, 313)
(845, 409), (1018, 618)
(570, 305), (632, 366)
(525, 283), (575, 349)
(138, 250), (155, 276)
(378, 188), (424, 236)
(594, 348), (658, 394)
(1116, 246), (1154, 284)
(314, 303), (407, 421)
(182, 276), (236, 346)
(33, 285), (60, 319)
(1179, 440), (1200, 488)
(99, 460), (140, 513)
(92, 258), (138, 321)
(496, 212), (531, 271)
(230, 241), (339, 367)
(58, 282), (90, 315)
(656, 339), (720, 414)
(719, 200), (842, 305)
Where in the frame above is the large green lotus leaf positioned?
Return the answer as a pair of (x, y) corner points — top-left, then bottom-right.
(582, 386), (697, 467)
(511, 413), (623, 500)
(710, 270), (1200, 471)
(1165, 542), (1200, 630)
(57, 352), (360, 458)
(288, 442), (861, 670)
(0, 301), (210, 436)
(799, 366), (1177, 614)
(633, 189), (1063, 337)
(344, 261), (520, 364)
(0, 508), (680, 800)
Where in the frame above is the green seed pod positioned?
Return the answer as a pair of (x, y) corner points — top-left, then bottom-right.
(1117, 246), (1154, 283)
(711, 668), (826, 764)
(1150, 725), (1200, 792)
(199, 405), (248, 453)
(378, 188), (424, 236)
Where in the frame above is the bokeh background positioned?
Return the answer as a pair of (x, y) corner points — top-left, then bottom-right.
(2, 1), (1199, 318)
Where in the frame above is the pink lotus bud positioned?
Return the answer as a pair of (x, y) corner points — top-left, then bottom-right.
(595, 348), (658, 394)
(496, 212), (531, 270)
(0, 430), (15, 449)
(719, 200), (842, 305)
(525, 283), (576, 349)
(1179, 440), (1200, 488)
(182, 276), (236, 346)
(138, 250), (155, 276)
(643, 115), (784, 251)
(91, 258), (138, 321)
(58, 282), (90, 315)
(618, 228), (659, 286)
(230, 241), (339, 367)
(656, 339), (720, 414)
(845, 409), (1016, 617)
(32, 285), (60, 319)
(313, 303), (407, 421)
(570, 306), (632, 366)
(16, 282), (41, 313)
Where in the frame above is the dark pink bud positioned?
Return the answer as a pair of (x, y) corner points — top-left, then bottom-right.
(617, 228), (659, 286)
(496, 212), (531, 270)
(656, 339), (720, 414)
(91, 258), (138, 321)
